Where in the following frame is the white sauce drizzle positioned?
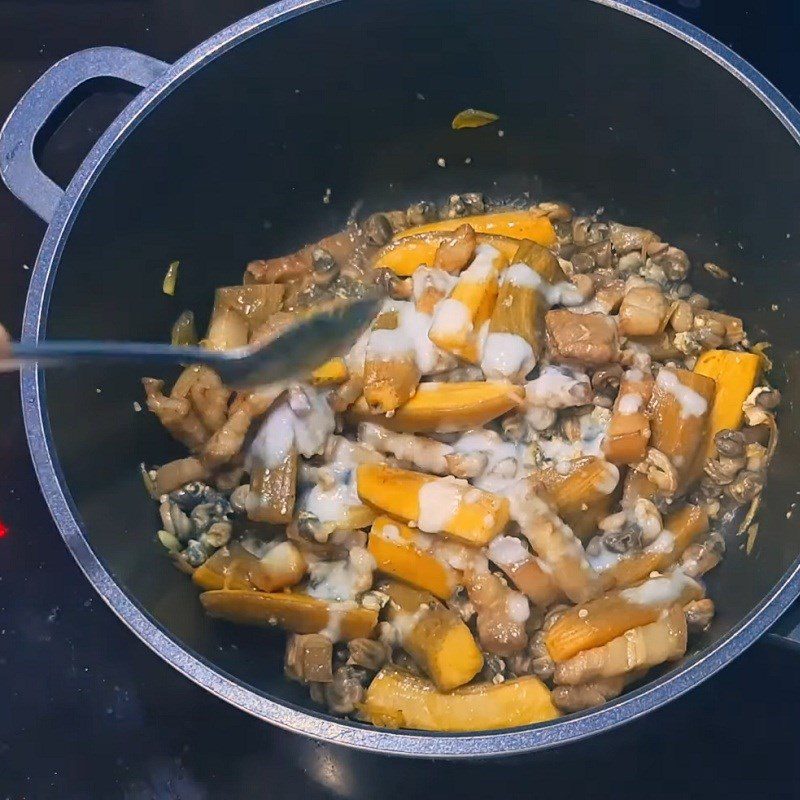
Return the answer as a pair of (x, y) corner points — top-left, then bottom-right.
(307, 547), (376, 601)
(303, 481), (360, 524)
(249, 386), (334, 469)
(506, 592), (531, 623)
(431, 539), (489, 574)
(536, 408), (611, 469)
(368, 300), (453, 375)
(487, 535), (531, 566)
(619, 569), (699, 607)
(417, 477), (466, 533)
(504, 263), (543, 290)
(367, 327), (414, 360)
(452, 429), (530, 495)
(344, 327), (371, 375)
(618, 393), (643, 415)
(525, 365), (591, 409)
(544, 281), (585, 307)
(431, 298), (471, 337)
(460, 244), (501, 283)
(656, 368), (708, 418)
(481, 332), (535, 381)
(379, 523), (403, 544)
(411, 266), (457, 303)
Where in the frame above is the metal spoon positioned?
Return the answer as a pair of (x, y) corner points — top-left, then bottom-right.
(1, 294), (382, 388)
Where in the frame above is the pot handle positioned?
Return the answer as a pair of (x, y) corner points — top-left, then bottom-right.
(0, 46), (168, 224)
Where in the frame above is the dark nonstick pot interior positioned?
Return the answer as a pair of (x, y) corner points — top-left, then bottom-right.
(39, 0), (800, 734)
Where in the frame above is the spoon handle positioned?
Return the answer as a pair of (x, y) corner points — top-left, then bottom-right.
(5, 340), (214, 369)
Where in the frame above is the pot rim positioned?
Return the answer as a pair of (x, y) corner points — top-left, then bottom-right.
(19, 0), (800, 757)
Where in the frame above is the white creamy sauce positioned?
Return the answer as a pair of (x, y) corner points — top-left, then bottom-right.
(460, 244), (501, 283)
(544, 281), (585, 307)
(464, 487), (483, 504)
(326, 435), (379, 468)
(481, 332), (535, 381)
(586, 542), (624, 572)
(379, 523), (404, 544)
(318, 600), (359, 641)
(413, 530), (435, 550)
(617, 393), (643, 415)
(588, 528), (675, 575)
(411, 266), (457, 303)
(344, 327), (371, 375)
(452, 429), (530, 494)
(398, 301), (451, 374)
(367, 327), (414, 360)
(303, 481), (359, 524)
(392, 606), (428, 642)
(506, 592), (531, 623)
(595, 461), (621, 495)
(504, 262), (544, 290)
(431, 539), (489, 574)
(320, 607), (343, 641)
(619, 569), (699, 607)
(506, 480), (552, 530)
(293, 389), (336, 459)
(431, 298), (471, 337)
(368, 300), (453, 375)
(581, 406), (613, 443)
(250, 402), (295, 470)
(647, 529), (675, 554)
(249, 386), (334, 470)
(503, 262), (582, 308)
(536, 410), (610, 469)
(633, 501), (663, 540)
(537, 437), (585, 466)
(656, 368), (708, 418)
(525, 365), (591, 409)
(487, 535), (531, 566)
(307, 547), (376, 601)
(298, 434), (373, 524)
(417, 477), (466, 533)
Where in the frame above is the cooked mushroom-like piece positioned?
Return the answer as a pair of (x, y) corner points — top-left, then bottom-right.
(618, 285), (669, 337)
(545, 309), (619, 366)
(432, 223), (477, 273)
(285, 633), (334, 684)
(464, 569), (529, 656)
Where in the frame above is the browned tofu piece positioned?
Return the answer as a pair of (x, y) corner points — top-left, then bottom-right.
(545, 310), (619, 366)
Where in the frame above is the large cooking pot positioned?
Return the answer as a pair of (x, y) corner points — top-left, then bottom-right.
(3, 0), (800, 757)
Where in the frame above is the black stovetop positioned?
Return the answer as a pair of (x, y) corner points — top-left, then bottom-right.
(1, 2), (799, 797)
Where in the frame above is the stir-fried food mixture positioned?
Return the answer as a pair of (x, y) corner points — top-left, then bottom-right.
(142, 196), (779, 732)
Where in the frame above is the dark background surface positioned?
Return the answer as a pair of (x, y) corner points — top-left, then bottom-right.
(1, 1), (799, 797)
